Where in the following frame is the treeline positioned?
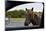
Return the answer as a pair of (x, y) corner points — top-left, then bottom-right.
(5, 10), (26, 18)
(5, 9), (42, 18)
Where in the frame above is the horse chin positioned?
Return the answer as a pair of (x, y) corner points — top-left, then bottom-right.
(32, 22), (38, 25)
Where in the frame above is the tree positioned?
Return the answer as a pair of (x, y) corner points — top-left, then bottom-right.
(5, 9), (26, 18)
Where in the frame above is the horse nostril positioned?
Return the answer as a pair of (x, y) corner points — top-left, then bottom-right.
(24, 22), (29, 26)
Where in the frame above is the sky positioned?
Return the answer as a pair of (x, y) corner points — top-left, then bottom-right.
(8, 3), (43, 12)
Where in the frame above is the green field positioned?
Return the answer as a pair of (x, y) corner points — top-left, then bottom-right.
(10, 18), (26, 22)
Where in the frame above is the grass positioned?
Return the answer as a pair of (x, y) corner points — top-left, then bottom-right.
(10, 18), (26, 22)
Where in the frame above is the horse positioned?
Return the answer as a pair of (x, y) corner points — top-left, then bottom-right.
(24, 8), (41, 26)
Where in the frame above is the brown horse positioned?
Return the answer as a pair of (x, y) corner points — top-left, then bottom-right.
(24, 8), (41, 26)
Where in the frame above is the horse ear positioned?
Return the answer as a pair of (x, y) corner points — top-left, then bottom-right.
(31, 8), (33, 11)
(25, 8), (27, 11)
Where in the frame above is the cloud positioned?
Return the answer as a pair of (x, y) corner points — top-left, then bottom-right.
(8, 3), (43, 12)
